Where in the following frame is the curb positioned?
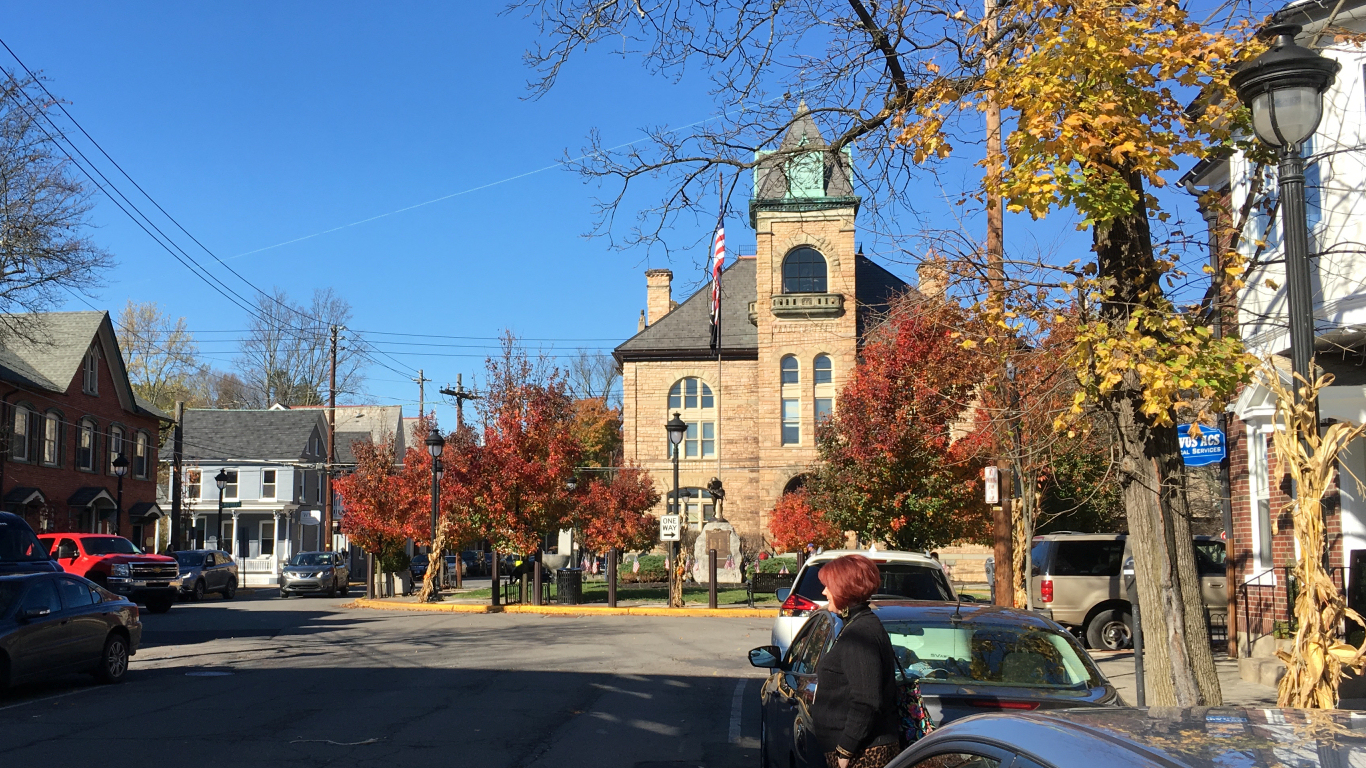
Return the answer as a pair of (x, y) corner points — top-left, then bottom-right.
(349, 598), (774, 618)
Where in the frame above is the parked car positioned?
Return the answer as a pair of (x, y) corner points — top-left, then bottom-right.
(173, 550), (239, 601)
(0, 512), (59, 575)
(460, 550), (485, 577)
(772, 549), (957, 653)
(884, 707), (1365, 768)
(410, 554), (429, 581)
(1029, 533), (1228, 650)
(38, 533), (179, 614)
(751, 602), (1120, 768)
(0, 571), (142, 689)
(279, 551), (350, 598)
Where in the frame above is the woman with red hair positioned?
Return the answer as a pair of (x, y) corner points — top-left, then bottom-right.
(811, 554), (902, 768)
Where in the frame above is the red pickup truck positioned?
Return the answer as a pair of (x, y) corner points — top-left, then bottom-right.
(38, 533), (180, 613)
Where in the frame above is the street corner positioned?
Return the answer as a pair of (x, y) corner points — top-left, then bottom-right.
(347, 597), (774, 618)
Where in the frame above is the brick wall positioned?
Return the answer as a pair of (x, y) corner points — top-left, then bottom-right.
(2, 339), (162, 537)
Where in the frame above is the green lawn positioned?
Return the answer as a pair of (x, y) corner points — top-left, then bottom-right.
(450, 580), (778, 606)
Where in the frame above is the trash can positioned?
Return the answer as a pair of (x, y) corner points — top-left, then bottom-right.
(557, 568), (584, 605)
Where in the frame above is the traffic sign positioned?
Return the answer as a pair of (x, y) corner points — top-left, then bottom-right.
(1178, 424), (1227, 467)
(221, 501), (242, 508)
(659, 514), (681, 542)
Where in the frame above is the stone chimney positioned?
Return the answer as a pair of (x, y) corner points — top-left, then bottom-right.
(917, 257), (948, 298)
(646, 269), (674, 325)
(638, 310), (646, 333)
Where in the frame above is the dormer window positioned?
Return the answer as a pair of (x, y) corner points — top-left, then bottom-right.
(83, 345), (99, 395)
(783, 247), (827, 293)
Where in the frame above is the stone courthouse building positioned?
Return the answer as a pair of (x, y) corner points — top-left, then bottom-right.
(614, 106), (909, 545)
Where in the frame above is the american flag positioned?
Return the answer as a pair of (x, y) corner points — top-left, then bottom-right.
(709, 223), (725, 352)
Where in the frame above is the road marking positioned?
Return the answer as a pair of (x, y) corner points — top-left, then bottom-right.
(728, 679), (746, 744)
(0, 686), (98, 713)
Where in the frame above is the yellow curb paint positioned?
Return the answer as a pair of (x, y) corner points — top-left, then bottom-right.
(349, 598), (773, 618)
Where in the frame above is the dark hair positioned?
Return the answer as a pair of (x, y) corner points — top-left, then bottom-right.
(818, 554), (880, 610)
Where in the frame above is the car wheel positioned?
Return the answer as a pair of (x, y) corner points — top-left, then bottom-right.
(1086, 609), (1132, 651)
(223, 578), (237, 600)
(326, 579), (337, 598)
(759, 718), (769, 768)
(192, 580), (206, 602)
(340, 581), (349, 597)
(95, 633), (129, 684)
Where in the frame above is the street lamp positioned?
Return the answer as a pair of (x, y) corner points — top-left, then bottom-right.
(1231, 23), (1340, 401)
(665, 411), (687, 608)
(112, 453), (128, 537)
(214, 468), (228, 553)
(425, 429), (446, 602)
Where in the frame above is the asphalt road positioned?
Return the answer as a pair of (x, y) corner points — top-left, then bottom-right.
(0, 589), (773, 768)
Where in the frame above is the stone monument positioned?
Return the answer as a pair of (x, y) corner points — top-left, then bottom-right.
(693, 520), (742, 584)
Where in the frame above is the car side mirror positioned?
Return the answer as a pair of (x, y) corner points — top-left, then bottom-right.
(775, 587), (791, 602)
(21, 606), (51, 620)
(749, 645), (783, 669)
(958, 593), (977, 603)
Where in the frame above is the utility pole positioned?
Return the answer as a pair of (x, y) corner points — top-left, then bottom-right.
(171, 401), (184, 551)
(985, 0), (1014, 608)
(323, 324), (338, 552)
(439, 374), (480, 430)
(414, 368), (430, 417)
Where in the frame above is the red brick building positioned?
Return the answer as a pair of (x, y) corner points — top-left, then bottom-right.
(0, 312), (170, 546)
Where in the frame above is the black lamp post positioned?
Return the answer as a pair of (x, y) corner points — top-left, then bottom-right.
(1231, 23), (1340, 402)
(214, 468), (228, 552)
(665, 411), (687, 608)
(425, 429), (445, 602)
(112, 453), (128, 537)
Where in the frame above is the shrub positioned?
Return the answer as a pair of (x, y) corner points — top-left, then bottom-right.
(619, 554), (667, 583)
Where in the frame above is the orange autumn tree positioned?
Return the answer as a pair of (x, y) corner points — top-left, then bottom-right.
(768, 490), (843, 553)
(335, 434), (422, 578)
(578, 465), (660, 555)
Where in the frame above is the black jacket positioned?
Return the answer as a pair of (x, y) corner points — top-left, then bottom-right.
(811, 603), (901, 756)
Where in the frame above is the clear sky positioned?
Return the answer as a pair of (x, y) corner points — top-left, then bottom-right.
(3, 2), (1238, 426)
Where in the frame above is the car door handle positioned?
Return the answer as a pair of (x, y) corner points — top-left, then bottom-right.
(1209, 582), (1225, 587)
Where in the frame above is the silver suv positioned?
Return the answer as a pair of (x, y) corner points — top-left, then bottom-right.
(1029, 533), (1227, 651)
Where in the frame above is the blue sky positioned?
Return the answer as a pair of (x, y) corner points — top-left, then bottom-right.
(4, 2), (1237, 425)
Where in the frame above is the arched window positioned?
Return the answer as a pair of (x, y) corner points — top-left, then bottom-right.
(814, 354), (835, 424)
(77, 419), (97, 471)
(42, 411), (61, 466)
(134, 432), (150, 479)
(108, 426), (124, 474)
(782, 246), (827, 293)
(667, 487), (715, 528)
(11, 404), (31, 462)
(667, 378), (716, 459)
(780, 355), (799, 385)
(814, 355), (832, 384)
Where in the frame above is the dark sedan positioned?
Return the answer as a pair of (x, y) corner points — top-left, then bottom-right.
(0, 572), (141, 689)
(750, 602), (1120, 768)
(886, 707), (1366, 768)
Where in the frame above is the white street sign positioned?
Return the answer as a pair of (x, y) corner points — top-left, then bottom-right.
(659, 514), (682, 542)
(984, 466), (999, 505)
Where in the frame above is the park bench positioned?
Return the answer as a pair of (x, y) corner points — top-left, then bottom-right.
(748, 571), (796, 608)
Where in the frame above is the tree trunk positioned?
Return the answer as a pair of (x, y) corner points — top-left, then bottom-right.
(1093, 170), (1222, 707)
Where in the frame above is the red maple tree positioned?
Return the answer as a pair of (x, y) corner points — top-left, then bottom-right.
(335, 435), (420, 562)
(768, 490), (844, 552)
(577, 465), (659, 554)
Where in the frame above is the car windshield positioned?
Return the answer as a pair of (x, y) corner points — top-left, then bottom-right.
(0, 521), (49, 562)
(174, 552), (207, 566)
(795, 562), (955, 602)
(289, 554), (330, 566)
(883, 620), (1101, 690)
(81, 537), (143, 556)
(0, 581), (22, 613)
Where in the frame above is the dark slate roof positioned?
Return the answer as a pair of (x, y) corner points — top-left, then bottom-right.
(0, 312), (105, 391)
(334, 431), (374, 466)
(615, 258), (758, 362)
(179, 409), (327, 462)
(69, 487), (115, 507)
(128, 501), (162, 520)
(4, 487), (44, 505)
(855, 255), (914, 337)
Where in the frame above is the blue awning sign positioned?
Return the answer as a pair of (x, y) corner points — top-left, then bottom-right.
(1178, 424), (1227, 467)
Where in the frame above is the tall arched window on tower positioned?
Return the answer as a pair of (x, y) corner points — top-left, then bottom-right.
(667, 378), (716, 459)
(814, 354), (834, 423)
(782, 246), (827, 293)
(780, 355), (801, 446)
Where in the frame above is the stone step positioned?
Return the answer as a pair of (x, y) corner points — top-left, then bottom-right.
(1239, 656), (1286, 689)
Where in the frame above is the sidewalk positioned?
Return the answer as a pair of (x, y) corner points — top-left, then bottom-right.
(349, 594), (777, 618)
(1093, 651), (1279, 707)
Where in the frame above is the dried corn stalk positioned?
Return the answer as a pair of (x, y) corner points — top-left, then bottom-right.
(1266, 365), (1366, 708)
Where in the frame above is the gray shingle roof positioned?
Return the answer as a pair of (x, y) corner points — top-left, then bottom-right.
(180, 409), (327, 462)
(614, 257), (758, 361)
(855, 256), (915, 336)
(0, 312), (105, 391)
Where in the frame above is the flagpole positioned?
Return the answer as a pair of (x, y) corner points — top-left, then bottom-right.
(716, 173), (723, 506)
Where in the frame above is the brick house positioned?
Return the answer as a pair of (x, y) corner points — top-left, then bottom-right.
(1182, 3), (1366, 658)
(614, 105), (912, 545)
(0, 311), (170, 547)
